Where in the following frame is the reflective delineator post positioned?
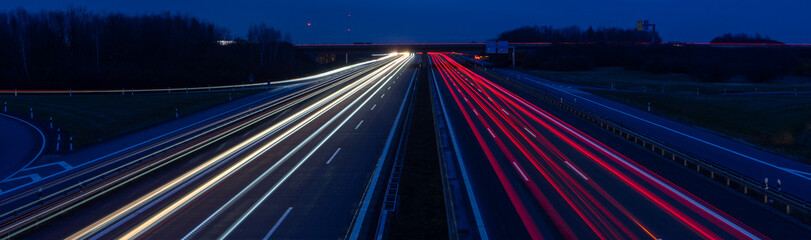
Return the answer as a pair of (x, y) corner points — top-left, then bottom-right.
(69, 89), (72, 96)
(3, 101), (6, 112)
(229, 93), (232, 101)
(763, 178), (769, 190)
(175, 108), (179, 118)
(777, 179), (782, 192)
(56, 128), (61, 151)
(29, 107), (33, 119)
(69, 136), (74, 151)
(647, 102), (651, 112)
(49, 117), (53, 128)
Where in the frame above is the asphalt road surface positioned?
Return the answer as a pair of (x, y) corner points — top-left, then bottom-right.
(7, 53), (418, 239)
(429, 52), (811, 239)
(0, 113), (44, 181)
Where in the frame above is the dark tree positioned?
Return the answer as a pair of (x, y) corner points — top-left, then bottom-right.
(711, 33), (783, 44)
(0, 8), (319, 89)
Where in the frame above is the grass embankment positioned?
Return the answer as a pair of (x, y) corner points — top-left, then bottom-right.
(1, 90), (261, 148)
(526, 67), (811, 164)
(528, 67), (811, 94)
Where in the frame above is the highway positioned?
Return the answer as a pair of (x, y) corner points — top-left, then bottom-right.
(0, 113), (45, 180)
(3, 52), (418, 239)
(429, 52), (811, 239)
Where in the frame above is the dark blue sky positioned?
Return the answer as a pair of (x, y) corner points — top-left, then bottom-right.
(2, 0), (810, 44)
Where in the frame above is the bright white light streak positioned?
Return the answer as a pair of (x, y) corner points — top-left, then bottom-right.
(217, 53), (414, 239)
(70, 54), (411, 240)
(125, 54), (411, 240)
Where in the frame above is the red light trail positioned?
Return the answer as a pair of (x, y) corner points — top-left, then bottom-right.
(429, 52), (768, 239)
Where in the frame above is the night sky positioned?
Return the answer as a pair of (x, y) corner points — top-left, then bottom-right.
(2, 0), (810, 44)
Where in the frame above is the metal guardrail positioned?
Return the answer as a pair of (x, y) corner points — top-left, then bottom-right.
(0, 59), (394, 238)
(471, 62), (811, 225)
(427, 63), (480, 240)
(374, 68), (419, 240)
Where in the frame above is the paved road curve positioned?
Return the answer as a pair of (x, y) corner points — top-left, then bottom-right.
(0, 113), (44, 182)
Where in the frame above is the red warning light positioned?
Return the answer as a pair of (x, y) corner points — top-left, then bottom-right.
(307, 22), (312, 26)
(347, 28), (351, 32)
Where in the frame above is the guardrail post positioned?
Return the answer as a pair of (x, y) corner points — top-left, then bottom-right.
(763, 178), (769, 190)
(122, 88), (125, 95)
(229, 93), (232, 101)
(3, 101), (6, 112)
(69, 89), (72, 96)
(647, 102), (651, 112)
(777, 179), (782, 192)
(168, 87), (171, 93)
(696, 88), (699, 96)
(131, 88), (134, 95)
(726, 178), (730, 186)
(15, 89), (17, 96)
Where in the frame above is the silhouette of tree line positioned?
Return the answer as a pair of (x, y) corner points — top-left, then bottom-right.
(494, 26), (811, 82)
(711, 33), (783, 44)
(0, 7), (318, 89)
(497, 25), (661, 44)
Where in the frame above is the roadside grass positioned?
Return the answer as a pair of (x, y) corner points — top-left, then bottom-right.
(591, 91), (811, 164)
(527, 67), (811, 95)
(524, 67), (811, 163)
(1, 90), (261, 148)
